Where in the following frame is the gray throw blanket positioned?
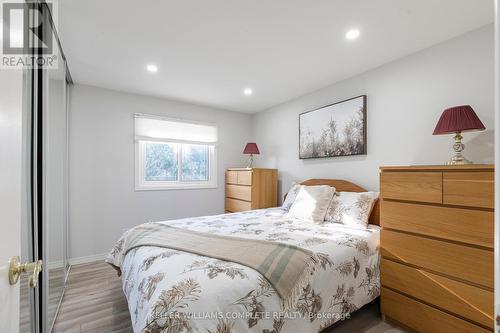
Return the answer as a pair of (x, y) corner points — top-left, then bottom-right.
(105, 222), (323, 311)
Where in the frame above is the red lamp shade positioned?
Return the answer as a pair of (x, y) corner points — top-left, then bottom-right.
(433, 105), (485, 135)
(243, 142), (260, 155)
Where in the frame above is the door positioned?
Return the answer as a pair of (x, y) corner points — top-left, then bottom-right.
(0, 20), (41, 333)
(0, 57), (25, 333)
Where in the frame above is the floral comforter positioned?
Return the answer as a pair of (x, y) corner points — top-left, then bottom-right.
(111, 208), (380, 333)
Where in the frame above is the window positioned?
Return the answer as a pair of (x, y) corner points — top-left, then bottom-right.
(135, 114), (217, 190)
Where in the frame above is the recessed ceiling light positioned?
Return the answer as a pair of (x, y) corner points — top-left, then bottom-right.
(345, 29), (360, 40)
(243, 88), (253, 96)
(146, 64), (158, 73)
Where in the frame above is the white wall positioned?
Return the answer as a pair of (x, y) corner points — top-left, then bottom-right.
(69, 84), (252, 259)
(253, 25), (495, 200)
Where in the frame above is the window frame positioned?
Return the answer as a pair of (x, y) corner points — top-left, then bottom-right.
(135, 140), (217, 191)
(134, 115), (218, 191)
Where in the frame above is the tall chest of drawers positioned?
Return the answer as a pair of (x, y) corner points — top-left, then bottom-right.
(379, 165), (494, 333)
(225, 168), (278, 213)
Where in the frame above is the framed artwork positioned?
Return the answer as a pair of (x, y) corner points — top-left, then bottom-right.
(299, 95), (367, 159)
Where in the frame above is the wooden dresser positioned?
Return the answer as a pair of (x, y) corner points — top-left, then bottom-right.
(379, 165), (494, 333)
(225, 168), (278, 213)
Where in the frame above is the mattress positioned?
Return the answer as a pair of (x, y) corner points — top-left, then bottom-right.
(114, 208), (380, 333)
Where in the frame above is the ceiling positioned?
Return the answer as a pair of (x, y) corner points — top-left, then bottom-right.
(59, 0), (494, 113)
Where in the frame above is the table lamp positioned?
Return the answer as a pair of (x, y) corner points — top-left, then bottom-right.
(243, 142), (260, 168)
(433, 105), (485, 165)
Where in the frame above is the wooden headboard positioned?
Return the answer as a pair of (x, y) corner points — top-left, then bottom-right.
(289, 179), (380, 226)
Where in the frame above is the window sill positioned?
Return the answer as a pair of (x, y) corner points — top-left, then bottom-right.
(135, 183), (217, 191)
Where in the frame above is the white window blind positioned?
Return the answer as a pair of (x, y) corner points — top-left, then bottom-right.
(134, 114), (218, 145)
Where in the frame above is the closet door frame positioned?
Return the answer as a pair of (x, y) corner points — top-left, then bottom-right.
(494, 1), (499, 332)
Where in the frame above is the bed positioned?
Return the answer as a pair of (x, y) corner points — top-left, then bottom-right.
(106, 179), (380, 333)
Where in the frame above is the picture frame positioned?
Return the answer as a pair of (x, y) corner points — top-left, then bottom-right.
(299, 95), (367, 159)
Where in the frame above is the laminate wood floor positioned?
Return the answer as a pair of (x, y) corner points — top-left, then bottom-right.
(20, 267), (66, 333)
(53, 261), (406, 333)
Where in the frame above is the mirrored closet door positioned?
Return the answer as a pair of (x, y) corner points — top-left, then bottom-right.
(45, 31), (70, 332)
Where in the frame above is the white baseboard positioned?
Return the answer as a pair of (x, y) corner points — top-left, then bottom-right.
(47, 260), (65, 270)
(69, 253), (107, 265)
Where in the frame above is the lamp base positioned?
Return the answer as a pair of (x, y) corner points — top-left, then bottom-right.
(444, 132), (473, 165)
(445, 158), (472, 166)
(246, 154), (254, 168)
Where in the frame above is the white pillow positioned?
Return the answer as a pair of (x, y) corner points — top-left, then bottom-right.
(324, 191), (379, 228)
(282, 183), (301, 210)
(286, 185), (335, 224)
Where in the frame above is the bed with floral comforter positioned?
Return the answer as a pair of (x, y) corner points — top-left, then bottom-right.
(107, 208), (380, 333)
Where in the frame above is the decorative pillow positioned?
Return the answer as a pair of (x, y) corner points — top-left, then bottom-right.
(282, 183), (302, 210)
(286, 185), (336, 223)
(325, 191), (379, 228)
